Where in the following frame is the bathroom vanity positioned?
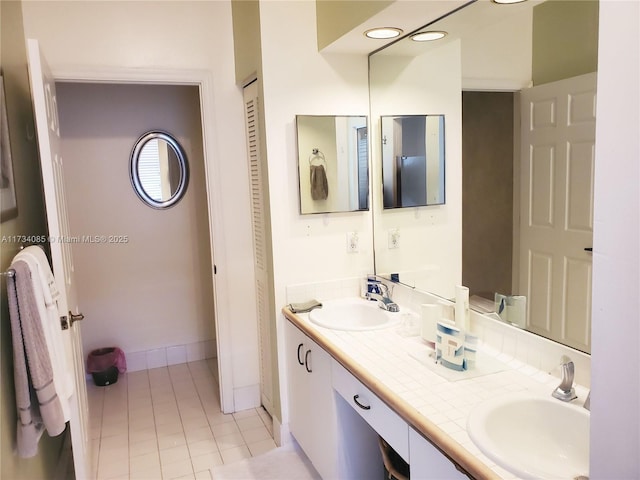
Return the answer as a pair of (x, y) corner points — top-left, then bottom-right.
(283, 298), (590, 480)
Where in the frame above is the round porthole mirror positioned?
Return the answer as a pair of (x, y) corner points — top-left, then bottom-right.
(130, 131), (189, 209)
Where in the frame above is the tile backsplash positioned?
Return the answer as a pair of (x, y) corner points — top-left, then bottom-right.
(285, 276), (591, 388)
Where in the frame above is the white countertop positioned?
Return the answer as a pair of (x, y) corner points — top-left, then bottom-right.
(284, 303), (589, 480)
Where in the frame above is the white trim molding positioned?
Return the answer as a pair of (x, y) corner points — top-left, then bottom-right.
(50, 65), (235, 413)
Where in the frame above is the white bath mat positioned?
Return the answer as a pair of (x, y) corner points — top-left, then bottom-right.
(211, 442), (321, 480)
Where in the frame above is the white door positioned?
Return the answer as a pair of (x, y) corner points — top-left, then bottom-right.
(243, 81), (274, 416)
(27, 39), (90, 479)
(519, 72), (596, 352)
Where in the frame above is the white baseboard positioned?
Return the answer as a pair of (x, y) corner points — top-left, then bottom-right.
(125, 339), (216, 372)
(273, 418), (290, 447)
(233, 383), (261, 411)
(86, 340), (217, 380)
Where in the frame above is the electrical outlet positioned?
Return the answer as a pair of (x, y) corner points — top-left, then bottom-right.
(347, 232), (359, 253)
(388, 229), (400, 249)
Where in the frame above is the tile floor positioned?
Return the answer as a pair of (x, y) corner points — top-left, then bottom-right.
(88, 359), (276, 480)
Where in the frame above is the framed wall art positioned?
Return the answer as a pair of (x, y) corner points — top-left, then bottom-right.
(1, 75), (18, 222)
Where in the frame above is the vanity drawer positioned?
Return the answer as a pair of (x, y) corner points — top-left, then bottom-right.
(332, 361), (409, 462)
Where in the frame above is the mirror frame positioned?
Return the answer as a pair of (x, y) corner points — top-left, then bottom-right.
(130, 130), (189, 210)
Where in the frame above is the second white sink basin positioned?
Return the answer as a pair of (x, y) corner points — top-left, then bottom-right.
(308, 298), (400, 331)
(467, 391), (589, 480)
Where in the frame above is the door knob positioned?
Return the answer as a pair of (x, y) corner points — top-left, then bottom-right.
(69, 311), (85, 326)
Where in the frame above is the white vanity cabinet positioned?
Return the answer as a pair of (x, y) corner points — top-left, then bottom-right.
(332, 359), (468, 479)
(332, 361), (409, 462)
(284, 321), (338, 479)
(409, 428), (468, 479)
(284, 315), (476, 480)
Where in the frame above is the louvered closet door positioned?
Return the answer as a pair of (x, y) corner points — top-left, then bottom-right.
(243, 81), (274, 416)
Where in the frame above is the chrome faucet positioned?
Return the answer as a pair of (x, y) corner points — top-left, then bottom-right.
(552, 356), (578, 401)
(366, 282), (400, 312)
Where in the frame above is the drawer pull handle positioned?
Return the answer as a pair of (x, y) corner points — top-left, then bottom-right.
(353, 394), (371, 410)
(297, 343), (304, 365)
(305, 350), (312, 373)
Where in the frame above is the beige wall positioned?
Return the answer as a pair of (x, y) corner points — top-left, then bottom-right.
(370, 40), (463, 299)
(232, 0), (262, 84)
(259, 0), (373, 287)
(22, 0), (261, 412)
(315, 0), (394, 50)
(0, 1), (66, 477)
(258, 0), (373, 427)
(56, 82), (214, 357)
(462, 91), (514, 299)
(532, 0), (599, 85)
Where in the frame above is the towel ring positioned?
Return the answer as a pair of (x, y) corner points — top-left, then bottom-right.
(309, 149), (326, 166)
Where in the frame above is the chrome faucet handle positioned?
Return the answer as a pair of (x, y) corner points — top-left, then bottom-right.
(367, 291), (400, 312)
(552, 357), (578, 401)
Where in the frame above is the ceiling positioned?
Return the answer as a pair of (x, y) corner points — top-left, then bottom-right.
(319, 0), (472, 55)
(320, 0), (543, 58)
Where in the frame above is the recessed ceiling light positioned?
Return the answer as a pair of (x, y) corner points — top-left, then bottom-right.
(364, 27), (403, 40)
(492, 0), (528, 4)
(411, 31), (448, 42)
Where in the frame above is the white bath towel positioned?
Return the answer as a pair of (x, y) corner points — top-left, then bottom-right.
(8, 260), (66, 457)
(14, 246), (73, 422)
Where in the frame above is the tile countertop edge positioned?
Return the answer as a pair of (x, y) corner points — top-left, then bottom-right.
(283, 307), (501, 480)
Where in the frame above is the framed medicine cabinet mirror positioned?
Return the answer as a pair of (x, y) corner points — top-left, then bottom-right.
(130, 130), (189, 209)
(381, 114), (445, 209)
(296, 115), (369, 215)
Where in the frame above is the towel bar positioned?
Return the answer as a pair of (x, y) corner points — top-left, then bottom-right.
(1, 269), (15, 278)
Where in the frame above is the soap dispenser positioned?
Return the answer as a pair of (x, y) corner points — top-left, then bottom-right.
(454, 285), (469, 332)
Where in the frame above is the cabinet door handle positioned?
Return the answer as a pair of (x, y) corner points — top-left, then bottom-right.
(353, 394), (371, 410)
(297, 343), (304, 365)
(304, 349), (312, 373)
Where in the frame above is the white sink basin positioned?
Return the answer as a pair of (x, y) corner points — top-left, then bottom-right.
(308, 298), (400, 331)
(467, 391), (589, 480)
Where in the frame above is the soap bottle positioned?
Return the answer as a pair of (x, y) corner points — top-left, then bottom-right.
(454, 285), (469, 332)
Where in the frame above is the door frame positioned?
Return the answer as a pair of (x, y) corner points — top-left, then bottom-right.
(51, 65), (234, 413)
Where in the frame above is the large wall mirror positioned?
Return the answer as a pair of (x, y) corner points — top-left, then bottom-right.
(370, 0), (598, 353)
(381, 115), (445, 209)
(130, 130), (189, 209)
(296, 115), (369, 215)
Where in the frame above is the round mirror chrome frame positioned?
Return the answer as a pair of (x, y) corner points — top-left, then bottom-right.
(129, 131), (189, 209)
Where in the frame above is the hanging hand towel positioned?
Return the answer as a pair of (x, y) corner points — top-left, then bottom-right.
(7, 260), (66, 458)
(310, 164), (328, 200)
(15, 246), (73, 422)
